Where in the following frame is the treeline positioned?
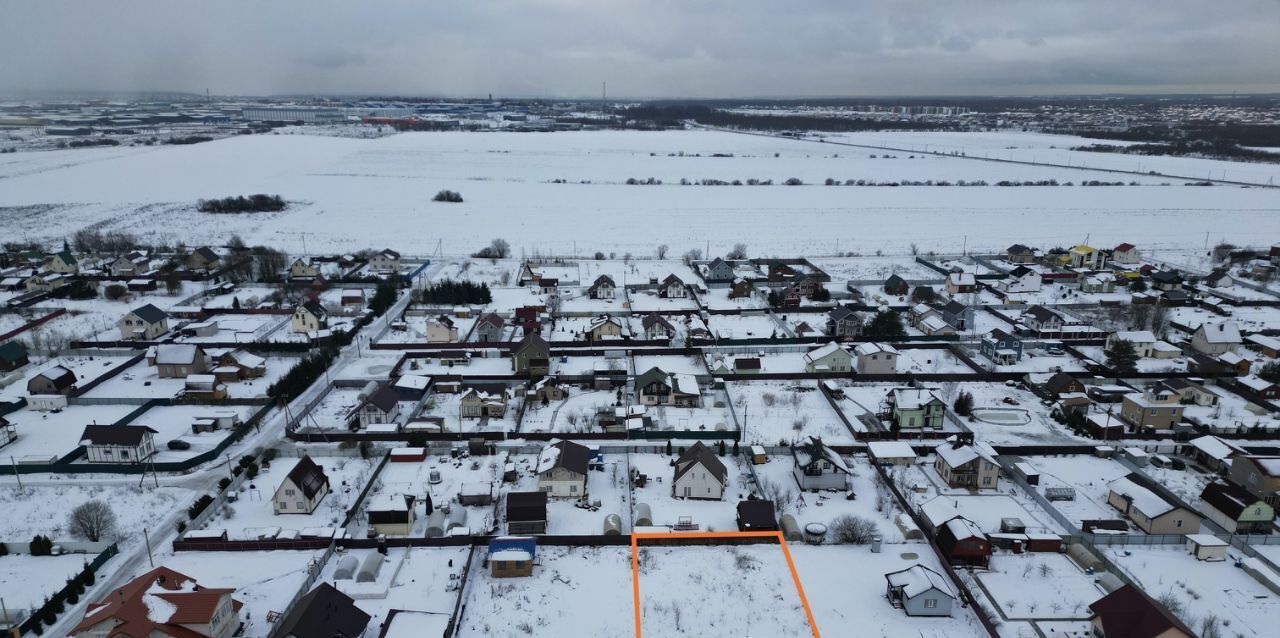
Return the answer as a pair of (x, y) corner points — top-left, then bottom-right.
(621, 177), (1136, 187)
(61, 138), (120, 148)
(166, 136), (214, 145)
(197, 194), (286, 213)
(1061, 123), (1280, 148)
(416, 279), (492, 304)
(624, 105), (952, 132)
(1071, 140), (1280, 164)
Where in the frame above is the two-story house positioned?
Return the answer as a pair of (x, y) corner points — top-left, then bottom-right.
(118, 304), (170, 340)
(933, 440), (1000, 490)
(890, 389), (945, 429)
(69, 568), (242, 638)
(537, 439), (590, 499)
(672, 441), (729, 500)
(791, 436), (852, 491)
(272, 455), (330, 514)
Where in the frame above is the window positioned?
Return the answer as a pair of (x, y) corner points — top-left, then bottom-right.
(924, 599), (938, 609)
(296, 501), (305, 509)
(285, 489), (296, 496)
(279, 502), (287, 510)
(1175, 519), (1183, 528)
(982, 476), (993, 485)
(569, 485), (578, 493)
(121, 450), (129, 459)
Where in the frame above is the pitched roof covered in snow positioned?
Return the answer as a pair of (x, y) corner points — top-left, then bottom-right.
(674, 441), (728, 484)
(791, 436), (850, 474)
(538, 439), (590, 476)
(1196, 321), (1241, 344)
(804, 341), (849, 364)
(69, 567), (241, 638)
(1108, 475), (1177, 519)
(884, 565), (956, 600)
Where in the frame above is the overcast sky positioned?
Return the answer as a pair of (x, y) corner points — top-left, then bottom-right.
(2, 0), (1278, 98)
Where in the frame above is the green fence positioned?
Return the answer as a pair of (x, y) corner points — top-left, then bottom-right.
(628, 430), (741, 442)
(0, 403), (275, 476)
(19, 542), (119, 635)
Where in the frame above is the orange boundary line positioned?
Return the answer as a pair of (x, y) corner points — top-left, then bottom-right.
(629, 531), (821, 638)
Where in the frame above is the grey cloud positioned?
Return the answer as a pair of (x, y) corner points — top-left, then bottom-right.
(0, 0), (1276, 97)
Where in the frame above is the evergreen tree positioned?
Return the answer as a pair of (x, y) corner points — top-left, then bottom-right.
(953, 391), (975, 417)
(1259, 361), (1280, 384)
(1104, 339), (1140, 376)
(864, 310), (906, 339)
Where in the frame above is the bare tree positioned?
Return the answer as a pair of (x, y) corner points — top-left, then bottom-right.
(67, 500), (117, 542)
(656, 244), (669, 259)
(829, 515), (879, 544)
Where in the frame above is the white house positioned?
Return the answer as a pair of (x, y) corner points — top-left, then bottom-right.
(425, 316), (459, 342)
(292, 300), (329, 333)
(1191, 321), (1241, 356)
(791, 436), (851, 491)
(1107, 330), (1157, 358)
(348, 386), (402, 428)
(537, 439), (590, 499)
(272, 455), (330, 514)
(803, 342), (853, 373)
(993, 266), (1041, 294)
(854, 342), (899, 375)
(79, 424), (157, 463)
(117, 304), (170, 340)
(369, 249), (402, 273)
(672, 441), (729, 500)
(1112, 243), (1141, 265)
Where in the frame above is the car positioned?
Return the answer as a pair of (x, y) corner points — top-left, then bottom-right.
(167, 439), (191, 451)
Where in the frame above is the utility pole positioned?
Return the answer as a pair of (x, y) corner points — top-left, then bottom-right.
(9, 457), (20, 490)
(143, 527), (154, 567)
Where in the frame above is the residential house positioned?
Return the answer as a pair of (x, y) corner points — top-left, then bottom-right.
(474, 313), (506, 342)
(46, 250), (79, 274)
(586, 314), (625, 341)
(79, 424), (157, 463)
(1005, 244), (1036, 264)
(340, 289), (365, 309)
(68, 567), (242, 638)
(980, 329), (1023, 365)
(910, 285), (936, 305)
(512, 333), (550, 375)
(1202, 268), (1233, 289)
(658, 274), (687, 298)
(27, 365), (77, 395)
(425, 316), (459, 342)
(791, 436), (852, 491)
(349, 386), (402, 428)
(672, 441), (729, 500)
(827, 306), (864, 338)
(24, 272), (66, 292)
(517, 262), (542, 285)
(736, 499), (778, 532)
(272, 455), (330, 514)
(641, 313), (676, 341)
(292, 300), (329, 334)
(537, 439), (590, 499)
(728, 278), (754, 299)
(187, 246), (221, 271)
(993, 266), (1042, 294)
(1087, 584), (1194, 638)
(1228, 455), (1280, 507)
(908, 303), (939, 329)
(108, 254), (144, 277)
(527, 377), (567, 404)
(507, 491), (549, 534)
(1068, 245), (1105, 269)
(918, 314), (955, 336)
(1107, 330), (1157, 357)
(1119, 389), (1184, 431)
(537, 278), (560, 294)
(935, 516), (991, 568)
(274, 583), (369, 638)
(1150, 270), (1183, 292)
(460, 387), (507, 419)
(1199, 482), (1273, 534)
(367, 493), (416, 536)
(1021, 305), (1063, 333)
(884, 565), (956, 617)
(154, 344), (207, 378)
(1106, 475), (1200, 534)
(1186, 435), (1246, 471)
(940, 300), (974, 331)
(1154, 378), (1219, 407)
(1112, 243), (1141, 265)
(0, 340), (30, 372)
(702, 257), (736, 283)
(1240, 375), (1279, 399)
(369, 249), (401, 273)
(890, 389), (946, 429)
(1079, 272), (1116, 293)
(118, 303), (170, 340)
(1245, 333), (1280, 358)
(884, 274), (909, 296)
(803, 342), (853, 373)
(934, 440), (1000, 490)
(635, 367), (700, 406)
(854, 342), (899, 375)
(944, 272), (976, 295)
(587, 275), (616, 299)
(288, 258), (320, 280)
(216, 350), (267, 379)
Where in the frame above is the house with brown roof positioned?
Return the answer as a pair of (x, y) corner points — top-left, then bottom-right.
(292, 300), (329, 334)
(672, 441), (728, 500)
(658, 274), (687, 298)
(274, 583), (369, 638)
(587, 274), (616, 299)
(69, 567), (242, 638)
(273, 455), (330, 514)
(80, 424), (157, 463)
(1228, 455), (1280, 507)
(348, 386), (402, 428)
(187, 246), (222, 271)
(1087, 584), (1194, 638)
(641, 313), (676, 341)
(1199, 481), (1274, 534)
(27, 365), (77, 396)
(537, 439), (590, 499)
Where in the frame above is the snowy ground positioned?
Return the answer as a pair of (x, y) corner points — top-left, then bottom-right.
(1012, 455), (1134, 530)
(958, 383), (1087, 446)
(976, 552), (1103, 621)
(202, 455), (376, 540)
(637, 543), (815, 638)
(0, 554), (101, 612)
(1105, 545), (1280, 637)
(0, 482), (192, 540)
(3, 130), (1274, 258)
(729, 380), (855, 445)
(628, 452), (755, 532)
(454, 546), (633, 638)
(519, 387), (615, 433)
(2, 403), (138, 460)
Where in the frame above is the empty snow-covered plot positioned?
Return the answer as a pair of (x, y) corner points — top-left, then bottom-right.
(454, 546), (634, 638)
(0, 482), (192, 540)
(1014, 455), (1133, 529)
(206, 455), (375, 540)
(636, 543), (816, 638)
(976, 552), (1104, 620)
(1, 403), (138, 460)
(0, 554), (103, 613)
(729, 380), (856, 445)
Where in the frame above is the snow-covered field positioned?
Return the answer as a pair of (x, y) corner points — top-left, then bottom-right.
(0, 482), (192, 540)
(2, 130), (1275, 258)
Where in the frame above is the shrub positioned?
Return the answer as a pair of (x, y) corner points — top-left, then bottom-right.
(432, 189), (464, 203)
(471, 238), (510, 259)
(187, 495), (215, 520)
(829, 515), (880, 544)
(29, 535), (54, 556)
(197, 194), (285, 214)
(217, 477), (232, 491)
